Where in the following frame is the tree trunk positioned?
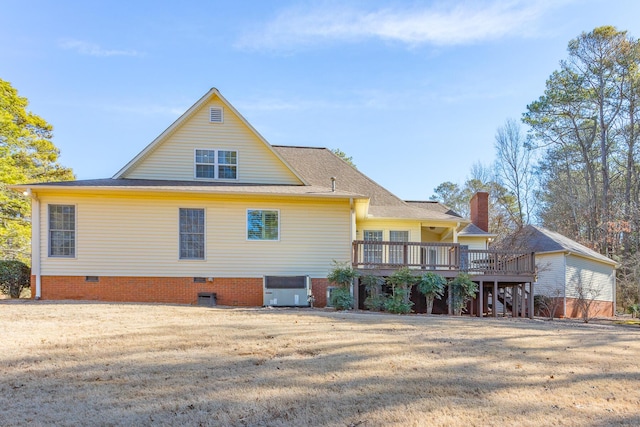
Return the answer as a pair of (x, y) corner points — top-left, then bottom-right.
(426, 296), (434, 315)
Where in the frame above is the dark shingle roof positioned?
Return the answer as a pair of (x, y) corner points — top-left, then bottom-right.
(272, 146), (465, 222)
(500, 225), (617, 266)
(15, 178), (362, 198)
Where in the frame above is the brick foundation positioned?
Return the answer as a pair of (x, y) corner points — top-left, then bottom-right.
(34, 276), (263, 306)
(565, 297), (615, 318)
(32, 276), (333, 307)
(310, 278), (330, 307)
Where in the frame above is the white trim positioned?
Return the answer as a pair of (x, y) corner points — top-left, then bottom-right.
(178, 207), (206, 261)
(246, 209), (280, 241)
(47, 203), (77, 259)
(31, 195), (41, 299)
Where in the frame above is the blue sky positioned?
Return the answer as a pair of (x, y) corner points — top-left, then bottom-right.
(2, 0), (640, 200)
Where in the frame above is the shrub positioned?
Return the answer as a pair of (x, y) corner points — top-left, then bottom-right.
(327, 261), (357, 310)
(329, 286), (353, 310)
(416, 272), (446, 315)
(385, 267), (416, 314)
(0, 260), (31, 298)
(450, 273), (477, 316)
(327, 261), (358, 287)
(361, 275), (386, 311)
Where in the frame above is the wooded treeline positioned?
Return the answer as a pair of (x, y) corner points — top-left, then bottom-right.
(431, 26), (640, 309)
(0, 78), (74, 265)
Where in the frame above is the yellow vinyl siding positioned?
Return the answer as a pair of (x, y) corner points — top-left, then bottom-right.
(458, 237), (488, 250)
(38, 192), (349, 278)
(123, 98), (301, 184)
(356, 219), (421, 242)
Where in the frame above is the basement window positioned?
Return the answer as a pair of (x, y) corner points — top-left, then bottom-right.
(85, 276), (99, 282)
(193, 277), (207, 283)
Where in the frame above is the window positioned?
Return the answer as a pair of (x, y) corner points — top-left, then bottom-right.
(49, 205), (75, 257)
(179, 208), (205, 259)
(247, 210), (279, 240)
(389, 230), (409, 265)
(363, 230), (383, 264)
(195, 149), (237, 179)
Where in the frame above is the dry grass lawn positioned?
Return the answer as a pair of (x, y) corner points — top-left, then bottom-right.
(1, 301), (639, 427)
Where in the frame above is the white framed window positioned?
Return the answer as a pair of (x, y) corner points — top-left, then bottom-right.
(195, 149), (237, 180)
(389, 230), (409, 264)
(247, 209), (279, 241)
(48, 205), (76, 257)
(179, 208), (205, 260)
(363, 230), (383, 264)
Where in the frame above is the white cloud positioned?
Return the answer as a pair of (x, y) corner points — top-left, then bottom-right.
(235, 0), (566, 51)
(58, 38), (142, 57)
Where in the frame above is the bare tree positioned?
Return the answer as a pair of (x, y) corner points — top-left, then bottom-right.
(574, 282), (602, 323)
(536, 288), (564, 320)
(495, 119), (536, 229)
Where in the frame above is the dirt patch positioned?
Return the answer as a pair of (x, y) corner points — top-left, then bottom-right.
(1, 302), (639, 426)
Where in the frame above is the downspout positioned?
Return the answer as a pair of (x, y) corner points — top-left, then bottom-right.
(25, 189), (41, 299)
(349, 198), (356, 305)
(612, 269), (616, 316)
(563, 253), (568, 317)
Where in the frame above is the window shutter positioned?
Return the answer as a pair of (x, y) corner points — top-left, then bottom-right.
(209, 107), (223, 123)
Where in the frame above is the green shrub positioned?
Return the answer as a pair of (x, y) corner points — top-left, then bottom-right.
(628, 304), (640, 319)
(0, 260), (31, 298)
(361, 275), (386, 311)
(329, 286), (353, 310)
(327, 261), (358, 287)
(385, 268), (416, 314)
(384, 293), (413, 314)
(450, 273), (477, 315)
(416, 272), (446, 315)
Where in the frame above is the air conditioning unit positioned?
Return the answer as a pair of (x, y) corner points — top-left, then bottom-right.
(263, 276), (310, 307)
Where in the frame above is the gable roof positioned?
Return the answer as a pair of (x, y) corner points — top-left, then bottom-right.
(457, 223), (496, 237)
(112, 88), (307, 185)
(500, 225), (617, 267)
(272, 146), (467, 222)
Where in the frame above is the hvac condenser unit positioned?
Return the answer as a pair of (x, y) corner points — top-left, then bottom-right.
(263, 276), (310, 307)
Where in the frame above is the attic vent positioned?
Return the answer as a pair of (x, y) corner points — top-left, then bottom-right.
(209, 107), (223, 123)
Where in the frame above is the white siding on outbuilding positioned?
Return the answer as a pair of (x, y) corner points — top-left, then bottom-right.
(534, 253), (566, 298)
(565, 255), (615, 302)
(38, 192), (350, 278)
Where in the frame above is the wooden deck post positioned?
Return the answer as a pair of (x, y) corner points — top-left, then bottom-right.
(493, 280), (498, 318)
(478, 281), (483, 317)
(448, 283), (452, 315)
(528, 282), (534, 319)
(512, 285), (518, 318)
(521, 284), (527, 318)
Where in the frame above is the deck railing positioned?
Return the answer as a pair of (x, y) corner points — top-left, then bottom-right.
(352, 240), (535, 276)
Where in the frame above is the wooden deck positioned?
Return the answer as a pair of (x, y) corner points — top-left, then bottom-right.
(352, 241), (537, 318)
(352, 240), (535, 278)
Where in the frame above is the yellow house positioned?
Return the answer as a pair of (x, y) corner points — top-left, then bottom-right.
(14, 88), (535, 313)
